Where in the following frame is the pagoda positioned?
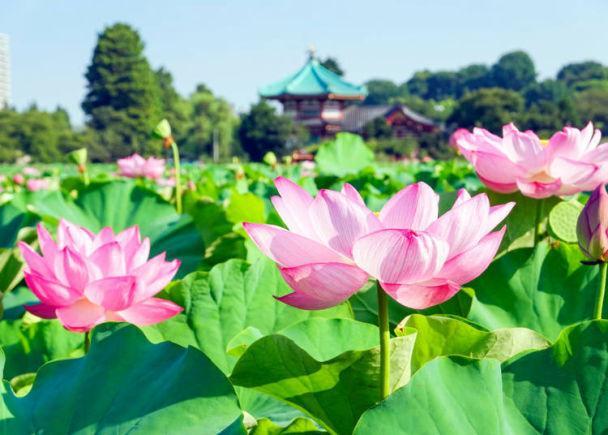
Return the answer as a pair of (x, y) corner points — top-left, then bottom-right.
(260, 49), (367, 137)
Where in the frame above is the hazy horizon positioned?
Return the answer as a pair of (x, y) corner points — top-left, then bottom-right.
(2, 0), (608, 125)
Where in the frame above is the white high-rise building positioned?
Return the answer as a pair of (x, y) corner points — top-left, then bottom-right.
(0, 34), (10, 108)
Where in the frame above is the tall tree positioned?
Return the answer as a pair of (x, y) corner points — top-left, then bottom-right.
(523, 79), (570, 107)
(320, 57), (344, 76)
(406, 71), (431, 98)
(364, 79), (401, 105)
(155, 67), (190, 143)
(456, 64), (490, 96)
(448, 88), (524, 133)
(489, 50), (536, 91)
(557, 61), (608, 87)
(0, 105), (84, 163)
(181, 84), (238, 160)
(574, 86), (608, 133)
(82, 23), (162, 157)
(238, 101), (298, 161)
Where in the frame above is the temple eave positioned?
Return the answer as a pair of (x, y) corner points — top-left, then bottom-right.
(262, 93), (365, 101)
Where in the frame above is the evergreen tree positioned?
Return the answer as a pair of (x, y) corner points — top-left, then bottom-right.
(181, 84), (238, 161)
(82, 23), (161, 157)
(489, 51), (536, 91)
(448, 88), (524, 133)
(155, 67), (190, 144)
(364, 79), (401, 105)
(557, 61), (608, 87)
(321, 57), (344, 76)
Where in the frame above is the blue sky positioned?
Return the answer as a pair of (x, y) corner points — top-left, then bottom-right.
(2, 0), (608, 125)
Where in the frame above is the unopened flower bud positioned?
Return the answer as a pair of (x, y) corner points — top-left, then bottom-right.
(577, 184), (608, 261)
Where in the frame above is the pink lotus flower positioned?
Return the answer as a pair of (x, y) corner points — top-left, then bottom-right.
(157, 177), (176, 187)
(449, 128), (469, 149)
(454, 123), (608, 199)
(23, 166), (40, 177)
(18, 220), (182, 332)
(117, 153), (165, 180)
(244, 177), (513, 310)
(300, 161), (316, 178)
(26, 178), (50, 192)
(13, 174), (24, 185)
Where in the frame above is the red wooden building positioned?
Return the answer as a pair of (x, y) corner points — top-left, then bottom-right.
(260, 51), (440, 139)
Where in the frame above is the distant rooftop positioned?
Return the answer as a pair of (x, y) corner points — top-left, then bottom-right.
(341, 104), (437, 132)
(260, 52), (367, 99)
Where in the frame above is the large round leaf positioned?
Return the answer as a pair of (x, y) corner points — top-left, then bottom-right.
(396, 314), (549, 375)
(486, 191), (560, 253)
(354, 320), (608, 434)
(142, 258), (352, 425)
(0, 319), (82, 379)
(353, 357), (524, 434)
(468, 241), (598, 340)
(315, 133), (375, 177)
(230, 318), (416, 435)
(0, 203), (37, 248)
(1, 324), (244, 434)
(145, 258), (352, 374)
(350, 282), (472, 330)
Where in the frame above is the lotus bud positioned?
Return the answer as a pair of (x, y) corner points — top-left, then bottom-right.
(68, 148), (88, 167)
(152, 119), (174, 149)
(577, 184), (608, 261)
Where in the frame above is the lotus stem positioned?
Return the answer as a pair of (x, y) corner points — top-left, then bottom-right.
(377, 284), (390, 400)
(79, 164), (90, 186)
(84, 331), (91, 354)
(170, 141), (183, 214)
(534, 198), (545, 245)
(595, 262), (608, 320)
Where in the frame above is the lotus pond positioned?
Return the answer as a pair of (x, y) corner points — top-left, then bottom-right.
(0, 131), (606, 434)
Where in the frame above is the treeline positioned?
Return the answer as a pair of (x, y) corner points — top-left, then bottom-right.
(2, 22), (608, 163)
(364, 51), (608, 136)
(0, 23), (239, 163)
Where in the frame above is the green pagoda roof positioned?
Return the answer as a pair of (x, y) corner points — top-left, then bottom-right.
(259, 56), (367, 99)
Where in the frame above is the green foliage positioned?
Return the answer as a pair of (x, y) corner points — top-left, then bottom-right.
(486, 191), (560, 252)
(0, 319), (82, 379)
(362, 117), (392, 139)
(354, 320), (608, 434)
(557, 61), (608, 87)
(363, 79), (402, 105)
(315, 133), (375, 177)
(410, 70), (460, 101)
(82, 23), (162, 157)
(0, 106), (84, 163)
(354, 358), (518, 434)
(396, 314), (549, 374)
(320, 56), (344, 76)
(144, 259), (352, 374)
(490, 50), (537, 91)
(238, 101), (300, 161)
(468, 241), (598, 340)
(182, 84), (239, 160)
(251, 417), (323, 434)
(231, 318), (415, 434)
(155, 68), (190, 142)
(574, 85), (608, 132)
(448, 87), (524, 133)
(1, 324), (245, 433)
(142, 259), (351, 423)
